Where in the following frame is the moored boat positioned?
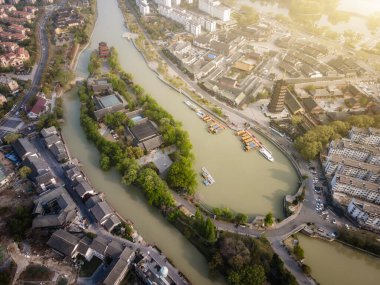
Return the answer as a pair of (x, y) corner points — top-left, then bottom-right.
(259, 147), (274, 162)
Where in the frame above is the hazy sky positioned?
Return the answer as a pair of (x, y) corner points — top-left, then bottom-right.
(338, 0), (380, 15)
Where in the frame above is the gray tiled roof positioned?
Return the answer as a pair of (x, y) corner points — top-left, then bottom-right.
(90, 236), (109, 256)
(12, 138), (37, 160)
(47, 229), (80, 257)
(90, 201), (113, 223)
(103, 215), (121, 232)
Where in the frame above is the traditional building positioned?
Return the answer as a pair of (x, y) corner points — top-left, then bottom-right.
(268, 80), (287, 113)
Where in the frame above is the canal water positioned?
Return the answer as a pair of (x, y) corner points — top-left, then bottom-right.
(61, 0), (380, 284)
(299, 235), (380, 285)
(74, 0), (299, 218)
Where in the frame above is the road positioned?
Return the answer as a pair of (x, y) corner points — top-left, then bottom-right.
(0, 9), (51, 139)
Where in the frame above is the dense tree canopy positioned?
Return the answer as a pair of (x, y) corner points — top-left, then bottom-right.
(295, 115), (380, 160)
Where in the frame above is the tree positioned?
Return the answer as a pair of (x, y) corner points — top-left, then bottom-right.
(234, 213), (248, 225)
(3, 133), (20, 144)
(264, 212), (274, 226)
(209, 252), (224, 273)
(100, 154), (111, 171)
(291, 115), (303, 126)
(204, 217), (217, 242)
(18, 166), (32, 179)
(293, 244), (304, 260)
(233, 5), (259, 27)
(166, 156), (197, 195)
(301, 264), (312, 276)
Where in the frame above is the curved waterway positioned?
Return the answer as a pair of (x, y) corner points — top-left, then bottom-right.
(73, 0), (299, 218)
(299, 235), (380, 285)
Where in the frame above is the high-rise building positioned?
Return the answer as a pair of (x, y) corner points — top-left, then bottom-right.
(198, 0), (231, 21)
(268, 80), (287, 113)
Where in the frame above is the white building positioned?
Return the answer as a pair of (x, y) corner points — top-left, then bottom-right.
(324, 154), (380, 183)
(158, 4), (216, 35)
(154, 0), (171, 7)
(349, 127), (380, 147)
(198, 0), (231, 21)
(348, 199), (380, 231)
(136, 0), (150, 15)
(328, 138), (380, 166)
(331, 175), (380, 205)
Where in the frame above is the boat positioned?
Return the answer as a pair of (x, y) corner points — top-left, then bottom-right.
(196, 110), (205, 118)
(201, 167), (215, 186)
(259, 147), (274, 162)
(184, 100), (197, 110)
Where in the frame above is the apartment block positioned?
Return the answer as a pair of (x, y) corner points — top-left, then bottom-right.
(198, 0), (231, 21)
(349, 127), (380, 147)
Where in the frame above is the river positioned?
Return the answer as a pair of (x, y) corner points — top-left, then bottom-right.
(299, 235), (380, 285)
(60, 0), (379, 284)
(73, 0), (299, 218)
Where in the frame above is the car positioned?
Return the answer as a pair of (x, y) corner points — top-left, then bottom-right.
(332, 218), (336, 224)
(345, 224), (350, 230)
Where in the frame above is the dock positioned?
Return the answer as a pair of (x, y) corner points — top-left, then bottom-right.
(184, 100), (225, 134)
(236, 130), (263, 152)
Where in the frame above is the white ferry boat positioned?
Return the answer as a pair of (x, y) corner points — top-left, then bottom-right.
(201, 167), (215, 186)
(184, 100), (197, 110)
(259, 147), (274, 162)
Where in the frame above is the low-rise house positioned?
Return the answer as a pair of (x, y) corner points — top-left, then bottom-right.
(0, 75), (19, 93)
(90, 201), (114, 224)
(76, 236), (93, 261)
(32, 186), (77, 228)
(85, 195), (102, 208)
(50, 141), (69, 162)
(75, 178), (95, 199)
(0, 41), (19, 52)
(0, 5), (16, 13)
(64, 164), (83, 183)
(103, 247), (135, 285)
(25, 155), (56, 189)
(0, 94), (6, 106)
(8, 24), (30, 35)
(47, 229), (80, 258)
(125, 119), (163, 152)
(44, 134), (61, 148)
(88, 78), (112, 95)
(23, 6), (38, 14)
(103, 214), (121, 232)
(12, 137), (37, 160)
(89, 235), (109, 259)
(28, 95), (48, 119)
(93, 93), (125, 121)
(302, 97), (323, 115)
(0, 31), (28, 42)
(11, 11), (34, 20)
(41, 126), (58, 138)
(104, 240), (123, 259)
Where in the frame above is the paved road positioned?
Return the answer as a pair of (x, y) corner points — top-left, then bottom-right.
(0, 10), (50, 139)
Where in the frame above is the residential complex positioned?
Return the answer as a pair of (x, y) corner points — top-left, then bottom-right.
(198, 0), (231, 21)
(325, 127), (380, 232)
